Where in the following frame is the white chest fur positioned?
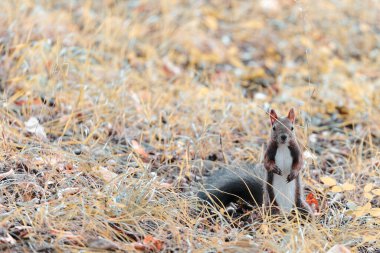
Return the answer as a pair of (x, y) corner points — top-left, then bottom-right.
(273, 144), (296, 211)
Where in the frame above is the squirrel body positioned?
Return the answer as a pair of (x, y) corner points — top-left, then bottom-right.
(271, 144), (296, 211)
(198, 108), (312, 215)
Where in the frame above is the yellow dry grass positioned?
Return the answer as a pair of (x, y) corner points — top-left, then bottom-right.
(0, 0), (379, 252)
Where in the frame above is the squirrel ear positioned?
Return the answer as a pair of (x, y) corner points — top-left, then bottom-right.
(288, 108), (295, 123)
(270, 109), (278, 125)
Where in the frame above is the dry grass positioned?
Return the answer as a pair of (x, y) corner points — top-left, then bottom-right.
(0, 0), (379, 252)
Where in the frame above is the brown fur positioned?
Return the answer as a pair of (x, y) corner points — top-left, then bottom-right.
(264, 108), (312, 215)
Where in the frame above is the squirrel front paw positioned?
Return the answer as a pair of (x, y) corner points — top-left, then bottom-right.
(264, 161), (282, 175)
(272, 165), (282, 176)
(286, 170), (298, 183)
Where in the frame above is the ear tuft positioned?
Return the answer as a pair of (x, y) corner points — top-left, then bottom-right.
(288, 108), (295, 123)
(270, 109), (278, 125)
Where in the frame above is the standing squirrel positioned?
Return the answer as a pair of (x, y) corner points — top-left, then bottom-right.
(198, 108), (312, 215)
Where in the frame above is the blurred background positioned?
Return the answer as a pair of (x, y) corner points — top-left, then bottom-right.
(1, 0), (379, 158)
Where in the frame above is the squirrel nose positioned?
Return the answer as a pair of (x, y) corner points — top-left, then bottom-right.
(281, 135), (287, 141)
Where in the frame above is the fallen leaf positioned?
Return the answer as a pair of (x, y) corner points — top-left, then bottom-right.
(321, 176), (337, 186)
(352, 202), (373, 217)
(133, 242), (146, 251)
(131, 140), (149, 159)
(203, 16), (218, 31)
(341, 183), (355, 191)
(155, 182), (172, 189)
(15, 97), (42, 106)
(225, 239), (256, 248)
(59, 163), (78, 174)
(369, 208), (380, 217)
(57, 187), (80, 199)
(254, 92), (267, 100)
(142, 235), (164, 251)
(9, 226), (32, 239)
(364, 183), (373, 192)
(303, 150), (317, 160)
(25, 117), (48, 141)
(162, 57), (182, 76)
(243, 68), (266, 80)
(306, 193), (319, 211)
(331, 186), (343, 193)
(362, 202), (372, 210)
(346, 201), (357, 210)
(64, 163), (74, 171)
(363, 235), (377, 242)
(260, 0), (280, 13)
(88, 237), (120, 251)
(0, 230), (16, 245)
(94, 166), (118, 182)
(371, 189), (380, 196)
(326, 244), (351, 253)
(364, 192), (373, 200)
(240, 20), (264, 29)
(50, 229), (84, 245)
(0, 169), (15, 180)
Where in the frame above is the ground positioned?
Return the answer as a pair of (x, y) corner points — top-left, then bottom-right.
(0, 0), (379, 252)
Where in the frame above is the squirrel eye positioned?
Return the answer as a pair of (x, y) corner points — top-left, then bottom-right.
(291, 126), (294, 131)
(272, 126), (276, 131)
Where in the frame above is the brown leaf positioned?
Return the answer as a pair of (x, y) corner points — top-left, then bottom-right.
(142, 235), (164, 252)
(131, 140), (149, 159)
(14, 97), (42, 106)
(64, 163), (74, 171)
(133, 242), (146, 251)
(306, 193), (319, 211)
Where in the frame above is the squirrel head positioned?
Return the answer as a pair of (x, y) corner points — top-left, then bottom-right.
(269, 108), (296, 145)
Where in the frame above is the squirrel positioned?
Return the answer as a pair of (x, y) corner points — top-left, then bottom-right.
(198, 108), (313, 215)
